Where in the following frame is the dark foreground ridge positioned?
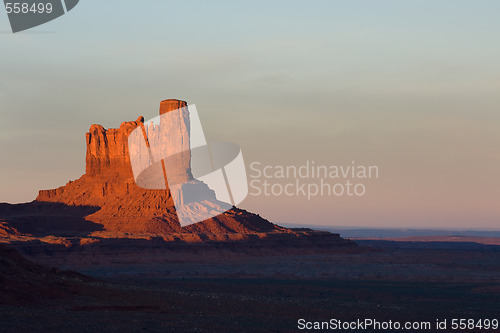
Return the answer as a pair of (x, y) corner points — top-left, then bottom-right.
(0, 244), (95, 306)
(1, 242), (499, 332)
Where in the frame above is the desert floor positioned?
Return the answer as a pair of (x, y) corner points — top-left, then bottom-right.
(1, 240), (499, 332)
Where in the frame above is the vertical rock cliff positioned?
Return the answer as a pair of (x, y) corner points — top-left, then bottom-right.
(85, 120), (141, 178)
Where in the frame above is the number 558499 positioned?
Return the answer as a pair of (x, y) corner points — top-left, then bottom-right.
(5, 2), (53, 14)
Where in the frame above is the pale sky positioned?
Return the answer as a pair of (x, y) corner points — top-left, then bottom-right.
(1, 1), (499, 229)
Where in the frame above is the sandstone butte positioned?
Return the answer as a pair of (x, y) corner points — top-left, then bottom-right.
(0, 99), (354, 248)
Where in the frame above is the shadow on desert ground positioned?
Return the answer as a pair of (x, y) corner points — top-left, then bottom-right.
(1, 240), (499, 332)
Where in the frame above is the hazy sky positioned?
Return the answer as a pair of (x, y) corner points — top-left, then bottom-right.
(1, 1), (499, 229)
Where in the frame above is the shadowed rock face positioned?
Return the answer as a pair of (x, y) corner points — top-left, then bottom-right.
(35, 99), (285, 236)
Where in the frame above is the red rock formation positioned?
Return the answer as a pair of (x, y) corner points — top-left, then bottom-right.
(0, 98), (352, 253)
(85, 118), (143, 178)
(159, 99), (187, 115)
(36, 99), (283, 235)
